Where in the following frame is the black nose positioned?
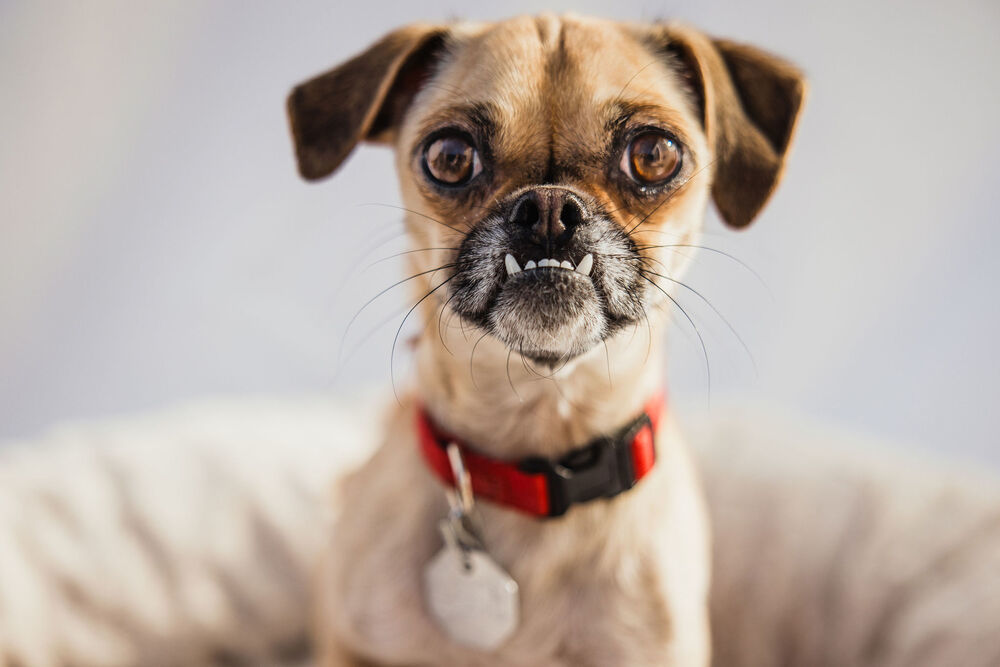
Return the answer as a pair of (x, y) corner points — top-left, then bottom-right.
(508, 187), (586, 248)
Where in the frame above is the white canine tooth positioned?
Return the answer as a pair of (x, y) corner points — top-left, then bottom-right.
(525, 260), (537, 270)
(560, 260), (573, 270)
(576, 253), (594, 277)
(504, 253), (521, 276)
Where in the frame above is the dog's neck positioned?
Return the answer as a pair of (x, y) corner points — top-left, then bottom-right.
(412, 306), (669, 461)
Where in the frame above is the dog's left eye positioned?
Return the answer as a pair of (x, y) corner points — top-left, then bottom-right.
(423, 134), (482, 186)
(621, 131), (682, 186)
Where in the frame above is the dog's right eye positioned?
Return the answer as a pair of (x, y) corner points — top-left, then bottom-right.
(423, 134), (482, 186)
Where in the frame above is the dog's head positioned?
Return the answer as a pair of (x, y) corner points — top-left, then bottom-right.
(288, 15), (805, 364)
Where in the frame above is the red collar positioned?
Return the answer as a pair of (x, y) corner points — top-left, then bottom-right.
(416, 393), (664, 518)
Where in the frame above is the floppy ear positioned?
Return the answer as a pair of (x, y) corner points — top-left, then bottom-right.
(655, 24), (807, 228)
(287, 24), (449, 181)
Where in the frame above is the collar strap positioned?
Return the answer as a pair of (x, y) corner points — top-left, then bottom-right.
(416, 394), (664, 518)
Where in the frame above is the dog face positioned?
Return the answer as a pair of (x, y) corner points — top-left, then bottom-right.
(288, 15), (805, 364)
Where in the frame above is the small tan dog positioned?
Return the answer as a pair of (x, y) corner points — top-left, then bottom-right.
(287, 13), (804, 666)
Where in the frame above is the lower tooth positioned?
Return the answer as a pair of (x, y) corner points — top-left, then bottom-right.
(560, 260), (573, 270)
(576, 254), (594, 276)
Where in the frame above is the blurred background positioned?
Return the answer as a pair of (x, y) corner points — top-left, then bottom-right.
(1, 0), (997, 466)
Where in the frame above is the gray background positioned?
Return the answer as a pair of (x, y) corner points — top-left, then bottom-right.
(1, 1), (998, 466)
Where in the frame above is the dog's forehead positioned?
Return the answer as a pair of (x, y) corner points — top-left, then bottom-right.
(412, 16), (697, 147)
(445, 17), (660, 98)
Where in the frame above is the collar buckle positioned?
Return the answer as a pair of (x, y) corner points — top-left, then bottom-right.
(520, 413), (653, 517)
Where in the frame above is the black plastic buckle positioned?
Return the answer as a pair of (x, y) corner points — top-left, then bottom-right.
(519, 413), (653, 517)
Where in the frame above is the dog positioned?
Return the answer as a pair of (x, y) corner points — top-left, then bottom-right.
(287, 13), (805, 666)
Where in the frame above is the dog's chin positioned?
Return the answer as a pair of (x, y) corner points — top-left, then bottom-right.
(485, 268), (606, 364)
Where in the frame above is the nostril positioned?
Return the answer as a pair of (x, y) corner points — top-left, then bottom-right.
(560, 198), (584, 229)
(511, 197), (540, 227)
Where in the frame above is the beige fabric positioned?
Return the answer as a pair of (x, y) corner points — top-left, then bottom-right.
(690, 405), (1000, 667)
(0, 397), (376, 667)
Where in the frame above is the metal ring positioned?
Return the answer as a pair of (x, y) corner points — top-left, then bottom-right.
(445, 442), (474, 514)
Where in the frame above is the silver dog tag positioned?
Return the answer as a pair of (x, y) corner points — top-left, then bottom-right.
(423, 519), (520, 650)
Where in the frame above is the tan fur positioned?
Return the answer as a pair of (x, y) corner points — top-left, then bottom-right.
(286, 13), (805, 667)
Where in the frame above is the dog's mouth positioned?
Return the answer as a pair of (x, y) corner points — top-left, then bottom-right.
(447, 197), (646, 364)
(486, 254), (604, 363)
(501, 252), (594, 279)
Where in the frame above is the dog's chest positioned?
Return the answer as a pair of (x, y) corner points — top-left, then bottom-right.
(323, 452), (685, 666)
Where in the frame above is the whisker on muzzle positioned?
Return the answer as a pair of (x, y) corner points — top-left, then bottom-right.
(640, 268), (758, 378)
(359, 202), (467, 236)
(436, 291), (460, 357)
(639, 273), (712, 405)
(624, 158), (720, 235)
(365, 246), (460, 271)
(391, 274), (456, 403)
(634, 242), (769, 293)
(339, 263), (457, 367)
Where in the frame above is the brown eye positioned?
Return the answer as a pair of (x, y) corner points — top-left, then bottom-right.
(423, 134), (481, 186)
(621, 131), (682, 185)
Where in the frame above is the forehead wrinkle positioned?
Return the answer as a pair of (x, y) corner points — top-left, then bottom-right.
(541, 20), (573, 181)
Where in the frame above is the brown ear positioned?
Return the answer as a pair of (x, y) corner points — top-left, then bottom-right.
(287, 24), (448, 181)
(658, 25), (807, 228)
